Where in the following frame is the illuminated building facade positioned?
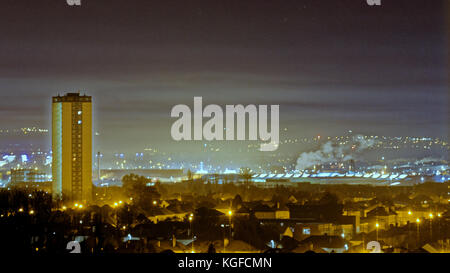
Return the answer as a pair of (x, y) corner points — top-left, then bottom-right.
(52, 93), (92, 203)
(10, 168), (47, 184)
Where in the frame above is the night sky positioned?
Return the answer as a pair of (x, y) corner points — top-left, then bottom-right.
(0, 0), (448, 154)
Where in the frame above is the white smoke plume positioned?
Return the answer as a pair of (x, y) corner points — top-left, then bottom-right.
(295, 134), (375, 171)
(414, 157), (446, 165)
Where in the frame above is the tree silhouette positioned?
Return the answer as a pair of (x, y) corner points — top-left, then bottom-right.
(122, 174), (161, 212)
(239, 167), (253, 184)
(232, 194), (243, 209)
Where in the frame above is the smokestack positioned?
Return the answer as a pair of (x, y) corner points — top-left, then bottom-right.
(349, 159), (356, 172)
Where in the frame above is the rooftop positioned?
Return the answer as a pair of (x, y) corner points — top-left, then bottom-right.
(52, 92), (91, 103)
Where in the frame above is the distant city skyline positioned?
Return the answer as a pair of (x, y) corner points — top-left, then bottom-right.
(0, 0), (448, 155)
(1, 0), (449, 258)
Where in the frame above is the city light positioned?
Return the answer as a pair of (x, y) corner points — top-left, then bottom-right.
(0, 1), (448, 257)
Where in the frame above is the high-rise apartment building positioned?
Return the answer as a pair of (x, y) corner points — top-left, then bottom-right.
(52, 92), (92, 203)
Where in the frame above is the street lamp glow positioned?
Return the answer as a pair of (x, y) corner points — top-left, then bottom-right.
(437, 213), (441, 217)
(29, 210), (34, 215)
(228, 210), (232, 216)
(119, 200), (123, 204)
(114, 202), (118, 207)
(74, 203), (79, 207)
(18, 208), (23, 212)
(153, 200), (157, 205)
(429, 213), (433, 219)
(408, 211), (412, 215)
(78, 204), (83, 209)
(416, 218), (420, 223)
(375, 223), (379, 228)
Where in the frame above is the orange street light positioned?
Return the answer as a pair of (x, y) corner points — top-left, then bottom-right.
(375, 223), (379, 241)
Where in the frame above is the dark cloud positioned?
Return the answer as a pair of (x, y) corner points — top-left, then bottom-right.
(0, 0), (447, 153)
